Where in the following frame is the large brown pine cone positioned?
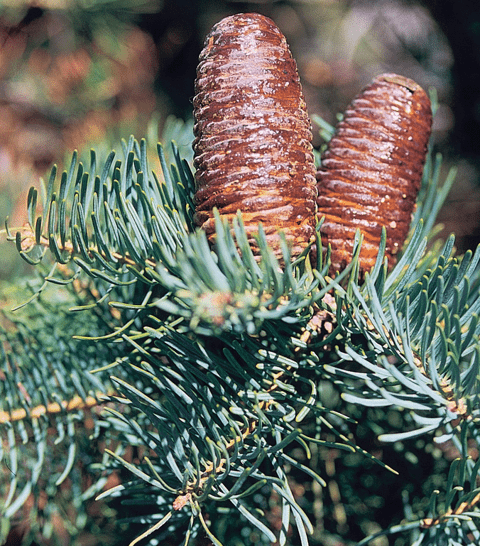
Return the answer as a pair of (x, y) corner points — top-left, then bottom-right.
(316, 73), (432, 275)
(193, 13), (317, 260)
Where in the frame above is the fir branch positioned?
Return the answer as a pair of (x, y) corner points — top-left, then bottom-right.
(0, 392), (109, 425)
(2, 107), (475, 545)
(421, 490), (480, 529)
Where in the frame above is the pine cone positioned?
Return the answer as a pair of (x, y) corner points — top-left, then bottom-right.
(316, 73), (432, 275)
(193, 13), (317, 260)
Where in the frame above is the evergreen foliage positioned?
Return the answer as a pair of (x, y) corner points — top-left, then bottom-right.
(1, 114), (479, 546)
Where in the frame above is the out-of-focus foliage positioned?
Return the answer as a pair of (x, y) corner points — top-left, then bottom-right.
(0, 0), (163, 281)
(0, 0), (161, 170)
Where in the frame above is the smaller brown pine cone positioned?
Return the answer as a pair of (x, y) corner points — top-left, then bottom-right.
(193, 13), (317, 261)
(316, 73), (432, 275)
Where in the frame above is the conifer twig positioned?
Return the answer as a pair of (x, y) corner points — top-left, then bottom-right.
(15, 225), (157, 270)
(0, 391), (112, 424)
(421, 491), (480, 528)
(172, 308), (330, 510)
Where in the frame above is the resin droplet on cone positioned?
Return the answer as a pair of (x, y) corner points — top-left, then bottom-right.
(316, 73), (432, 275)
(193, 13), (317, 260)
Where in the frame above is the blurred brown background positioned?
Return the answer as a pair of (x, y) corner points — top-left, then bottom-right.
(1, 0), (480, 279)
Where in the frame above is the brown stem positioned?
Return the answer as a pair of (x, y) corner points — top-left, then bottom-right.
(421, 490), (480, 528)
(16, 224), (157, 270)
(0, 391), (112, 425)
